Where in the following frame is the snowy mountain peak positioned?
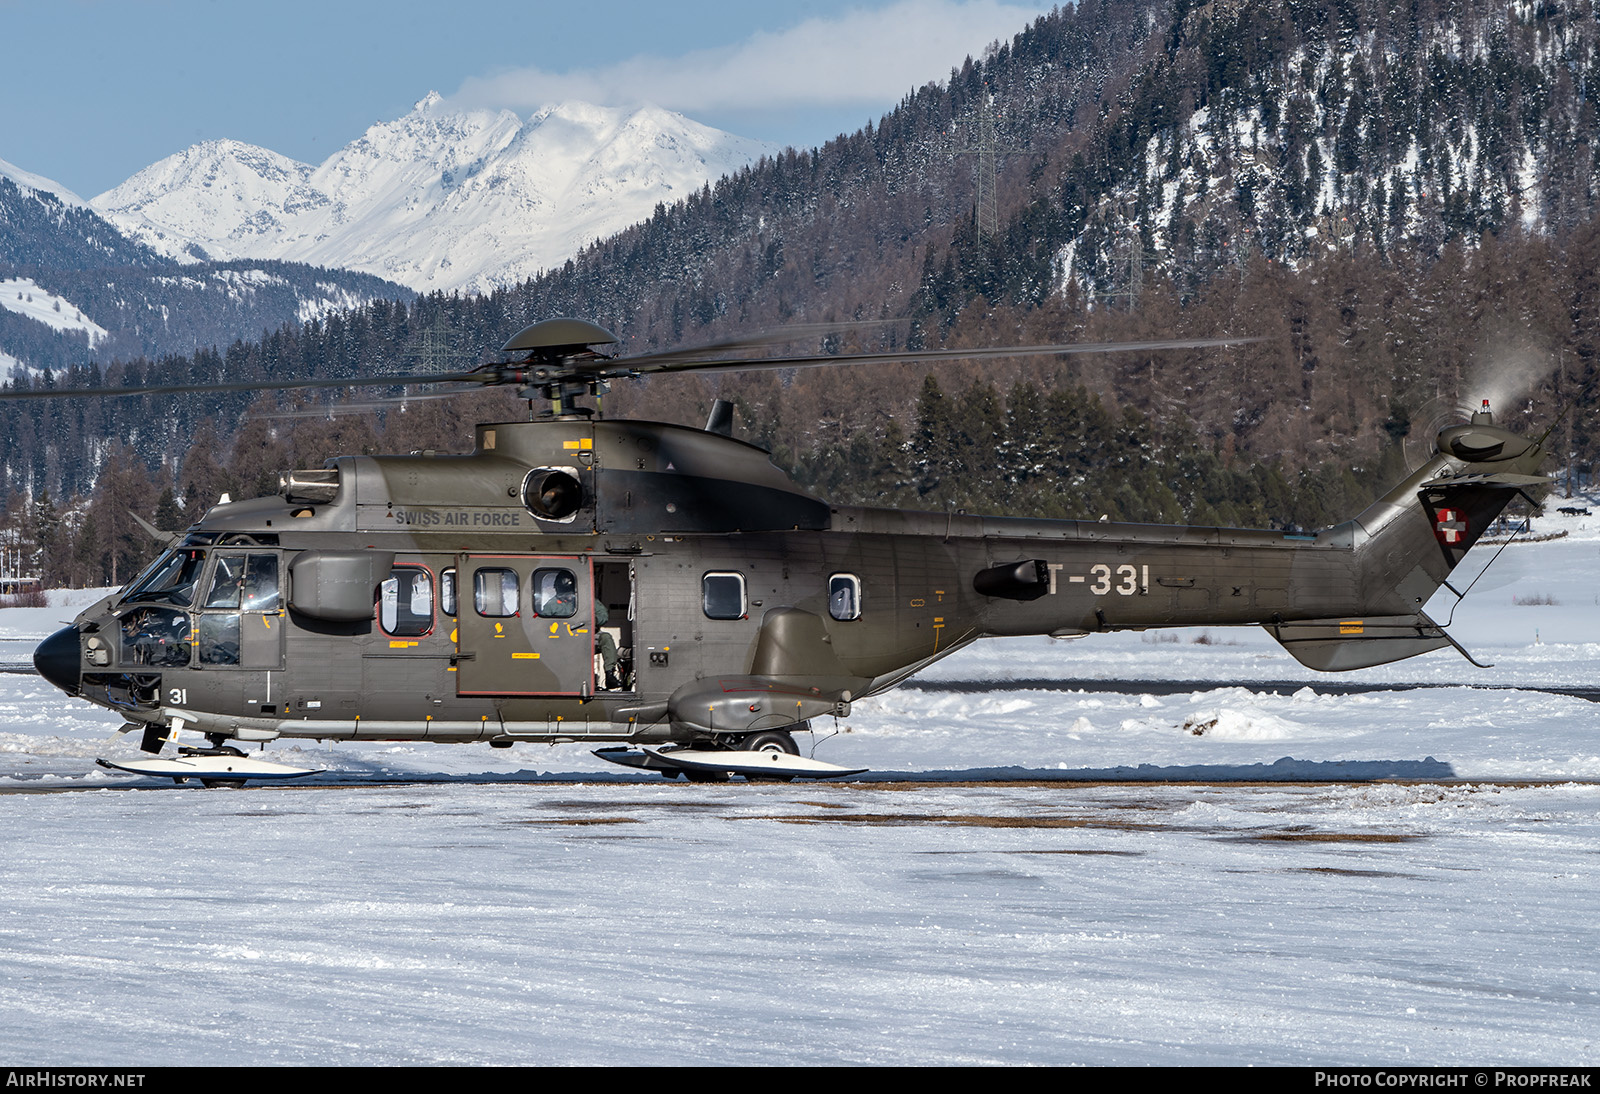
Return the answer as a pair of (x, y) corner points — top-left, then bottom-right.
(89, 97), (773, 292)
(93, 140), (319, 262)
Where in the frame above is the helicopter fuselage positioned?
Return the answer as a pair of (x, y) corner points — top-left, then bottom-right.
(35, 413), (1530, 751)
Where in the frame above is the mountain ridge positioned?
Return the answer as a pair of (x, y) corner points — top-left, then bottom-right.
(91, 96), (777, 293)
(6, 0), (1600, 549)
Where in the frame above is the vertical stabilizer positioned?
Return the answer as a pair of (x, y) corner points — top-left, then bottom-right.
(1268, 405), (1548, 670)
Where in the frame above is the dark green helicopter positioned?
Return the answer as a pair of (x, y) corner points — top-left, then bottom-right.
(28, 319), (1549, 784)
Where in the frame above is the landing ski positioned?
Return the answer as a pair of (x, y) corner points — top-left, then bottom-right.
(97, 751), (322, 787)
(594, 745), (866, 780)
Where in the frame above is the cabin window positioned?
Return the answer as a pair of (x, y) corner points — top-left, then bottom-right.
(473, 568), (519, 617)
(702, 572), (746, 620)
(440, 569), (457, 617)
(530, 568), (578, 619)
(379, 566), (434, 637)
(829, 574), (862, 621)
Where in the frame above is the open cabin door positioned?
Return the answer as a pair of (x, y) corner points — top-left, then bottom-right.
(454, 554), (595, 697)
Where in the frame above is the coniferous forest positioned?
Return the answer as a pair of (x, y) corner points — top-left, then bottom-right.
(9, 0), (1600, 585)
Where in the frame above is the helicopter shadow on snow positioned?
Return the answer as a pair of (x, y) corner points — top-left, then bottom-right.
(238, 754), (1460, 789)
(882, 756), (1462, 783)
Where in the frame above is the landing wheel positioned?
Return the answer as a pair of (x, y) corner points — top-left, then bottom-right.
(185, 743), (248, 788)
(739, 730), (799, 756)
(738, 730), (799, 781)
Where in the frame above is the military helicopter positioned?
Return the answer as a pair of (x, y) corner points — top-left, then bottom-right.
(26, 318), (1549, 785)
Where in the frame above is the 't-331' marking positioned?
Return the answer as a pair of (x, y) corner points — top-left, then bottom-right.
(1048, 563), (1149, 596)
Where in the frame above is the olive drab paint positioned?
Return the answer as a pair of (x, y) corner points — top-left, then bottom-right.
(31, 321), (1550, 759)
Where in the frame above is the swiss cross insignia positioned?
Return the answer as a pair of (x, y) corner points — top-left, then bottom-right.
(1435, 508), (1467, 545)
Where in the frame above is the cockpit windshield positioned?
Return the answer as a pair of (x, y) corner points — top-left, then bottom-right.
(121, 548), (207, 607)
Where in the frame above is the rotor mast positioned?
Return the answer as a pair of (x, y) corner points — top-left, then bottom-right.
(491, 317), (621, 418)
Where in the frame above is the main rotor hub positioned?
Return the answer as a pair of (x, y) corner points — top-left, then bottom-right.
(491, 319), (621, 414)
(502, 318), (618, 359)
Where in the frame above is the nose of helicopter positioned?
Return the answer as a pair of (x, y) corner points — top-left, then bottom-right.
(34, 626), (81, 696)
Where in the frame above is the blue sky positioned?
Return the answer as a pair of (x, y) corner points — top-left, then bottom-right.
(2, 0), (1053, 199)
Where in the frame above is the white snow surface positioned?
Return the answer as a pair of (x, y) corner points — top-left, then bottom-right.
(0, 156), (85, 206)
(3, 511), (1600, 1064)
(0, 277), (109, 347)
(91, 95), (775, 294)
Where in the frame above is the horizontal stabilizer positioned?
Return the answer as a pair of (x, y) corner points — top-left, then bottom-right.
(1265, 614), (1455, 671)
(1420, 472), (1553, 489)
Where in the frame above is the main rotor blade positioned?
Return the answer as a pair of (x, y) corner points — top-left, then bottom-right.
(0, 370), (485, 403)
(605, 336), (1266, 379)
(0, 331), (1263, 404)
(615, 320), (901, 368)
(243, 389), (471, 421)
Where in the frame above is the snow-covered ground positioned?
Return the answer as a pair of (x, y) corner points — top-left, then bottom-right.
(1, 506), (1598, 1064)
(0, 277), (107, 347)
(0, 157), (85, 207)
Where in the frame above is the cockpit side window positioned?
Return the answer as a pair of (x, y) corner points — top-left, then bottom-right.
(118, 607), (191, 667)
(204, 554), (245, 609)
(241, 554), (280, 612)
(197, 614), (241, 666)
(202, 553), (281, 612)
